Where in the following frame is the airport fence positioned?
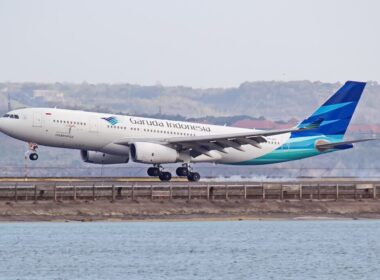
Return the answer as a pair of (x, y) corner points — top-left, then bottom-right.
(0, 180), (379, 202)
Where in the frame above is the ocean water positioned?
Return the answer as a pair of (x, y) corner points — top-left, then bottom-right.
(0, 220), (379, 280)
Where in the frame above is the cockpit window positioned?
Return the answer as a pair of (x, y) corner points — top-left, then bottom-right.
(2, 114), (19, 119)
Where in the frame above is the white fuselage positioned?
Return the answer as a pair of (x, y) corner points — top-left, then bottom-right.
(0, 108), (291, 164)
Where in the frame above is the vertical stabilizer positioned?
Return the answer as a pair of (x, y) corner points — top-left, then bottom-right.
(296, 81), (366, 139)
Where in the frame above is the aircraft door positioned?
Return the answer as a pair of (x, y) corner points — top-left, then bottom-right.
(89, 118), (99, 133)
(33, 112), (43, 127)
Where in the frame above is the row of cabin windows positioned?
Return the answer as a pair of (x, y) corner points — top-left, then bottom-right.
(3, 114), (19, 119)
(108, 125), (127, 130)
(266, 140), (280, 145)
(53, 120), (86, 126)
(106, 125), (195, 136)
(141, 128), (195, 136)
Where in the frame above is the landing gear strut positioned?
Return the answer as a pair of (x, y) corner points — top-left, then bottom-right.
(147, 164), (172, 182)
(27, 143), (39, 161)
(176, 164), (200, 182)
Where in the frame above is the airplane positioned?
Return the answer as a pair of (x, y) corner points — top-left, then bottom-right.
(0, 81), (374, 182)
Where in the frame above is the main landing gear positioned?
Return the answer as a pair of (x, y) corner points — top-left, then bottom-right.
(147, 165), (172, 181)
(27, 143), (39, 161)
(176, 164), (200, 182)
(147, 164), (201, 182)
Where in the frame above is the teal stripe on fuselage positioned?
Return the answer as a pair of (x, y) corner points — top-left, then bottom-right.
(230, 135), (340, 165)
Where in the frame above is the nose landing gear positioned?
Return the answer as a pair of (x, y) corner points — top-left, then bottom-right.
(29, 153), (38, 161)
(27, 143), (39, 161)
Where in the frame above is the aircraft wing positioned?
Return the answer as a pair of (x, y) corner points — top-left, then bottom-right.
(114, 127), (306, 157)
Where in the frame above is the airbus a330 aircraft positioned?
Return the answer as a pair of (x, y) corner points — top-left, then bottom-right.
(0, 81), (373, 181)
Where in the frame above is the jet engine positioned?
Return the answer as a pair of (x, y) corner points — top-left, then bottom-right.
(130, 142), (179, 163)
(80, 150), (129, 164)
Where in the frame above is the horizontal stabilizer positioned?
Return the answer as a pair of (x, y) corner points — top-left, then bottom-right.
(316, 138), (376, 152)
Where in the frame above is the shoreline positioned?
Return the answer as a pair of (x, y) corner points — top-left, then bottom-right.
(1, 199), (380, 222)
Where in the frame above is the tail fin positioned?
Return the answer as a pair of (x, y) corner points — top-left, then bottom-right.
(296, 81), (366, 139)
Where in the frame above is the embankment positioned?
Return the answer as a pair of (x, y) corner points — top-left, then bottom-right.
(1, 199), (380, 222)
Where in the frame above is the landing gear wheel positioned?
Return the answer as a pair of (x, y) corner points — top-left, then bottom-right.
(147, 167), (160, 176)
(176, 167), (189, 177)
(29, 153), (38, 161)
(159, 172), (172, 182)
(187, 172), (200, 182)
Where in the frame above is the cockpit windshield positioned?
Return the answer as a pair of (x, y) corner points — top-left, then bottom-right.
(2, 114), (19, 119)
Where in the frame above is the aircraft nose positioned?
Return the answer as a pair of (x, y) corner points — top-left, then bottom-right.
(0, 117), (4, 131)
(0, 116), (10, 133)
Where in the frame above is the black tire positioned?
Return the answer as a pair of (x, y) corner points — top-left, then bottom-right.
(176, 167), (189, 177)
(191, 172), (200, 182)
(187, 172), (200, 182)
(147, 167), (160, 176)
(29, 153), (38, 161)
(159, 172), (172, 181)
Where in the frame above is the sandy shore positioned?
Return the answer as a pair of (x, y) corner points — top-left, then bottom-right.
(1, 199), (380, 222)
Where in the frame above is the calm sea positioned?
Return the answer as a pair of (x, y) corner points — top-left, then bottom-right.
(0, 220), (379, 280)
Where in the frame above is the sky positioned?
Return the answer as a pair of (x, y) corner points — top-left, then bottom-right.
(0, 0), (379, 88)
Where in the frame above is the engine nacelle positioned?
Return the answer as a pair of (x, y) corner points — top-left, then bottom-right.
(130, 142), (179, 164)
(81, 150), (129, 164)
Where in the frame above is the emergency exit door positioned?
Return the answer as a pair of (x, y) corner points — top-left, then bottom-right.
(33, 112), (43, 127)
